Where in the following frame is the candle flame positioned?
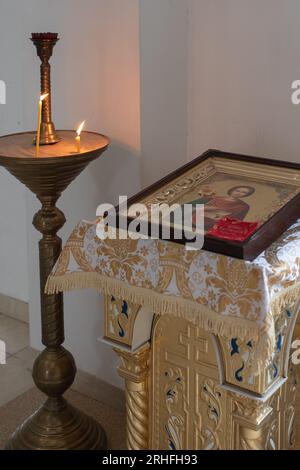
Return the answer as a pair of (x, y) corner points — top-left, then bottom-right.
(76, 121), (85, 136)
(40, 93), (49, 102)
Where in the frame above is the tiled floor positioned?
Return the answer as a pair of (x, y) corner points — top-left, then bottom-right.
(0, 313), (35, 407)
(0, 313), (125, 413)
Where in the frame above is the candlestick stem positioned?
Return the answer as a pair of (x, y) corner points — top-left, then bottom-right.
(31, 33), (60, 145)
(5, 194), (106, 450)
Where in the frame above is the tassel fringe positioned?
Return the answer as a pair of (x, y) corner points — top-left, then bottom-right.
(270, 281), (300, 318)
(45, 271), (290, 371)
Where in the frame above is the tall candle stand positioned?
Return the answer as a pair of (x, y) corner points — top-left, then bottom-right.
(0, 131), (109, 450)
(31, 32), (60, 145)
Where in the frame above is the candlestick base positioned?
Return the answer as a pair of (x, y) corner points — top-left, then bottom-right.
(33, 122), (61, 145)
(5, 399), (107, 450)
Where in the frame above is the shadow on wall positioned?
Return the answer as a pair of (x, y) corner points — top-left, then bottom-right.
(97, 141), (141, 205)
(58, 139), (141, 232)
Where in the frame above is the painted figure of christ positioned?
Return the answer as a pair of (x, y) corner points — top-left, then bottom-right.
(192, 185), (256, 231)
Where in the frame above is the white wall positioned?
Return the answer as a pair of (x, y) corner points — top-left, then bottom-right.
(188, 0), (300, 163)
(1, 0), (140, 388)
(140, 0), (189, 186)
(0, 1), (29, 302)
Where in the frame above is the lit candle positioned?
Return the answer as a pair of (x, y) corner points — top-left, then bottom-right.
(75, 121), (85, 153)
(36, 93), (48, 157)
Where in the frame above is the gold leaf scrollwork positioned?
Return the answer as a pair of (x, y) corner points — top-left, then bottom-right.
(266, 418), (279, 450)
(164, 368), (185, 450)
(200, 380), (222, 450)
(285, 364), (298, 449)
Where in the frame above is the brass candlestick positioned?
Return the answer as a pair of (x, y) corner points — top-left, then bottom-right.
(31, 33), (60, 145)
(0, 131), (109, 450)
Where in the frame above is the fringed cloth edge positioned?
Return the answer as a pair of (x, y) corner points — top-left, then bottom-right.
(270, 282), (300, 319)
(45, 270), (283, 372)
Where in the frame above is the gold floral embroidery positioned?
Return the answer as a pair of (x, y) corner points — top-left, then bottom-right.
(157, 267), (174, 293)
(140, 246), (150, 257)
(204, 264), (213, 275)
(157, 241), (197, 298)
(176, 269), (194, 299)
(68, 223), (88, 244)
(205, 257), (263, 317)
(263, 225), (300, 289)
(72, 247), (94, 272)
(97, 238), (147, 282)
(54, 248), (70, 276)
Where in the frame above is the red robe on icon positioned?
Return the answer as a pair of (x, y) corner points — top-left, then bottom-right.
(192, 196), (250, 231)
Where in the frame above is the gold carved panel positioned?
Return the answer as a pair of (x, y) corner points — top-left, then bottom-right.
(150, 315), (232, 450)
(150, 314), (299, 450)
(218, 305), (297, 395)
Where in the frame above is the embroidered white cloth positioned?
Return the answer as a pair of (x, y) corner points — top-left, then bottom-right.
(46, 219), (300, 369)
